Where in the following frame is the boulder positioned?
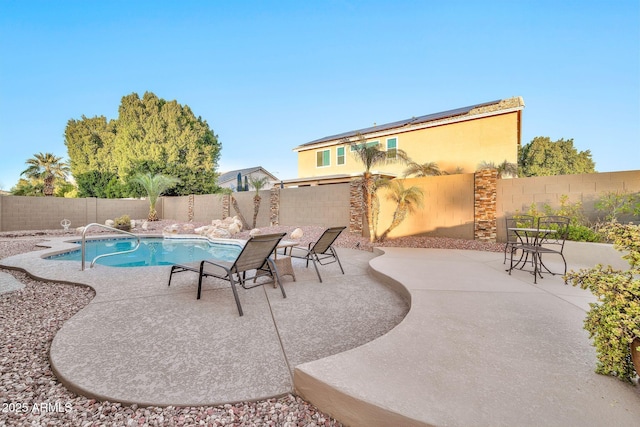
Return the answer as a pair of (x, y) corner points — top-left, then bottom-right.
(105, 219), (115, 227)
(210, 228), (231, 239)
(291, 228), (304, 240)
(249, 228), (261, 237)
(228, 222), (241, 235)
(141, 221), (149, 231)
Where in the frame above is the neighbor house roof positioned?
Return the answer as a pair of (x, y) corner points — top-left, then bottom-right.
(217, 167), (279, 185)
(293, 96), (525, 151)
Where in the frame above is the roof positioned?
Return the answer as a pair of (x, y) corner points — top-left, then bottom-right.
(218, 167), (279, 184)
(294, 97), (524, 150)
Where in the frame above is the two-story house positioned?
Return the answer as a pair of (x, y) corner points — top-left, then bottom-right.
(286, 97), (524, 186)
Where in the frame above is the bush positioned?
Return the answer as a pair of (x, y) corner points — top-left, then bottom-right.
(565, 223), (640, 383)
(114, 215), (131, 230)
(567, 224), (602, 242)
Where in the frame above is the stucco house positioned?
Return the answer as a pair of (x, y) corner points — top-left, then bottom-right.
(285, 97), (524, 186)
(217, 167), (279, 192)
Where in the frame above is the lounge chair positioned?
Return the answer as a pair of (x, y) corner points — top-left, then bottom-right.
(167, 233), (287, 316)
(285, 226), (346, 282)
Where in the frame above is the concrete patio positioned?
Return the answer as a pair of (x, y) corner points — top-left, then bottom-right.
(2, 237), (640, 426)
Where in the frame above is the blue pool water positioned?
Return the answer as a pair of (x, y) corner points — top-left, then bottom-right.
(47, 237), (243, 268)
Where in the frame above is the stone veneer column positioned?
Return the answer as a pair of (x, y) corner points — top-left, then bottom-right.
(222, 194), (230, 219)
(187, 194), (194, 222)
(270, 187), (280, 226)
(474, 168), (498, 241)
(349, 179), (364, 234)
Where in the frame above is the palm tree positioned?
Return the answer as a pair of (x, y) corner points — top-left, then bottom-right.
(131, 173), (180, 221)
(478, 160), (518, 178)
(378, 180), (424, 242)
(20, 152), (70, 196)
(248, 175), (269, 229)
(404, 161), (442, 177)
(348, 134), (410, 242)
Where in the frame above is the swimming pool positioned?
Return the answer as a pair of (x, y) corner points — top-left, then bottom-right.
(46, 237), (243, 268)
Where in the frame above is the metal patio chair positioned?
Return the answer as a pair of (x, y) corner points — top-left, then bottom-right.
(508, 216), (570, 283)
(503, 214), (536, 264)
(167, 233), (287, 316)
(285, 226), (346, 282)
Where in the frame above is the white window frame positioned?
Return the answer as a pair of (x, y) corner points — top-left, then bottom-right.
(336, 146), (346, 166)
(386, 137), (398, 159)
(316, 149), (331, 168)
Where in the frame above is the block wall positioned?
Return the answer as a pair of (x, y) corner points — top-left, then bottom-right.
(278, 184), (350, 228)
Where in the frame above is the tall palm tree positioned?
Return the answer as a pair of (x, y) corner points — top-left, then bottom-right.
(248, 176), (269, 229)
(348, 134), (410, 242)
(20, 152), (70, 196)
(404, 161), (442, 177)
(378, 180), (424, 242)
(131, 173), (180, 221)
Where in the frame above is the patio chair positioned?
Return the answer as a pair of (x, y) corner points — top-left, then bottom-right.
(508, 216), (570, 283)
(285, 226), (346, 282)
(167, 233), (287, 316)
(503, 214), (536, 264)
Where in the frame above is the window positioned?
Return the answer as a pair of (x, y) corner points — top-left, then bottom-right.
(386, 137), (397, 159)
(316, 149), (330, 167)
(350, 141), (379, 151)
(337, 146), (345, 165)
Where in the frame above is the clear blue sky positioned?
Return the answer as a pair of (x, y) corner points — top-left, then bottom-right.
(1, 0), (638, 191)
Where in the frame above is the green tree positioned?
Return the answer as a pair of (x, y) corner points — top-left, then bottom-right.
(131, 173), (180, 221)
(518, 137), (595, 177)
(378, 180), (424, 242)
(404, 161), (442, 177)
(65, 91), (221, 197)
(348, 134), (410, 242)
(248, 176), (269, 229)
(20, 152), (70, 197)
(11, 177), (44, 196)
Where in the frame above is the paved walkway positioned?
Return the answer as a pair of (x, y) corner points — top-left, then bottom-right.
(2, 238), (640, 426)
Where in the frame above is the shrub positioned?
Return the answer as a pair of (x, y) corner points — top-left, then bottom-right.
(114, 215), (131, 230)
(565, 223), (640, 383)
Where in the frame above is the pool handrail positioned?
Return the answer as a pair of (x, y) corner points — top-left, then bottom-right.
(81, 223), (141, 270)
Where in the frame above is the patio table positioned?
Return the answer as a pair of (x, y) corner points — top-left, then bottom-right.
(271, 240), (298, 285)
(507, 227), (557, 279)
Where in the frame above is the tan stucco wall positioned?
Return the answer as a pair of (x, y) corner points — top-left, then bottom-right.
(296, 112), (520, 178)
(376, 175), (475, 239)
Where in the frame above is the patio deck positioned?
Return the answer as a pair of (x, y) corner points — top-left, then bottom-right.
(2, 238), (640, 426)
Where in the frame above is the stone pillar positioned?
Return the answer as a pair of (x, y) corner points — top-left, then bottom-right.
(222, 194), (230, 219)
(474, 168), (498, 241)
(270, 187), (280, 226)
(187, 194), (194, 222)
(349, 179), (364, 234)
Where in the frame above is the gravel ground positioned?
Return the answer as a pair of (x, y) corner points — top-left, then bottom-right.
(0, 221), (503, 426)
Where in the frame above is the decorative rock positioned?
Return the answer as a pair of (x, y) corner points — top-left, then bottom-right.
(142, 221), (149, 231)
(291, 228), (304, 239)
(182, 223), (195, 232)
(249, 228), (261, 237)
(105, 219), (115, 227)
(130, 220), (136, 229)
(162, 224), (180, 235)
(76, 226), (85, 234)
(228, 222), (240, 235)
(211, 228), (231, 239)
